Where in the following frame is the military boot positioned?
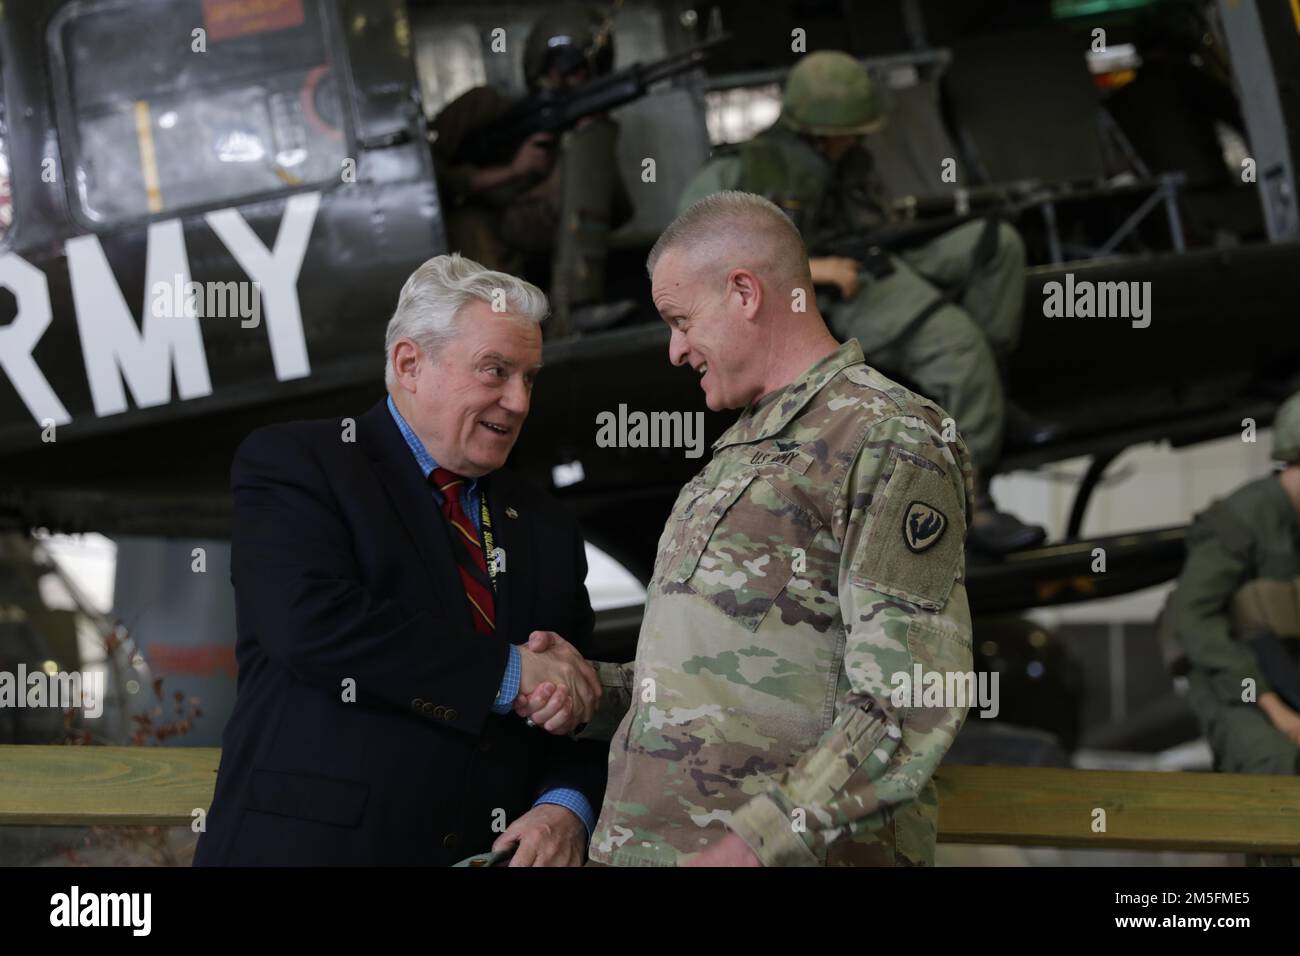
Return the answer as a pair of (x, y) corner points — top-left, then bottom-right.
(1004, 400), (1066, 450)
(968, 477), (1046, 554)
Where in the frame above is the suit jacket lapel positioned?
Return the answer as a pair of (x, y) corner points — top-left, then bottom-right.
(484, 472), (533, 646)
(358, 399), (473, 632)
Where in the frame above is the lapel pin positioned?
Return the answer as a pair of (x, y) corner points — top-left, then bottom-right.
(505, 506), (519, 519)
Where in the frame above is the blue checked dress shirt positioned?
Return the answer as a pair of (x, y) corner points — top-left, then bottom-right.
(387, 396), (593, 836)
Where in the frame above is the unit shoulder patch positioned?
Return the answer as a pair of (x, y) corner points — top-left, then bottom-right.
(850, 449), (966, 610)
(902, 500), (947, 553)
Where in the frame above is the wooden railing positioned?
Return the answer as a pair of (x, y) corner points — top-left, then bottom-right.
(3, 745), (1299, 854)
(932, 764), (1300, 854)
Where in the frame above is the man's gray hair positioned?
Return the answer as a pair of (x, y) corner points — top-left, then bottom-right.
(646, 191), (811, 285)
(384, 253), (548, 387)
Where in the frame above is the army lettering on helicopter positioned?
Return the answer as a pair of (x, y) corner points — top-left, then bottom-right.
(0, 192), (320, 428)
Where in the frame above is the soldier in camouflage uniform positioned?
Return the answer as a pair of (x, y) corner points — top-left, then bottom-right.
(431, 4), (633, 332)
(519, 192), (975, 865)
(1164, 392), (1300, 780)
(678, 51), (1044, 554)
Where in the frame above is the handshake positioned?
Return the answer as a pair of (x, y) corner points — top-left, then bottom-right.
(515, 631), (601, 735)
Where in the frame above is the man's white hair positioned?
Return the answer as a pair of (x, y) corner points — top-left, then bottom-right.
(384, 253), (548, 387)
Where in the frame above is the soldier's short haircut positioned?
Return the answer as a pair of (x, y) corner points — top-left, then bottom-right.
(646, 191), (812, 291)
(384, 253), (548, 388)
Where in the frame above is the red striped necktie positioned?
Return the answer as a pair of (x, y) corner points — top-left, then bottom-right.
(430, 467), (495, 635)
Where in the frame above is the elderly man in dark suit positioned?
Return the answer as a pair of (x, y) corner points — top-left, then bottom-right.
(194, 253), (603, 866)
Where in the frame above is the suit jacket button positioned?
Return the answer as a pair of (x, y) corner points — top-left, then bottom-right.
(433, 705), (446, 718)
(412, 698), (424, 711)
(422, 702), (436, 715)
(443, 833), (460, 850)
(444, 708), (458, 721)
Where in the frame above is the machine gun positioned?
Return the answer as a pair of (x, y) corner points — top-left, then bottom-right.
(811, 180), (1056, 279)
(812, 215), (978, 279)
(455, 35), (729, 166)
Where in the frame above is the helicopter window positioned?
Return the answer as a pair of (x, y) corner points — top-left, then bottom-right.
(411, 21), (487, 121)
(50, 0), (349, 226)
(702, 83), (782, 146)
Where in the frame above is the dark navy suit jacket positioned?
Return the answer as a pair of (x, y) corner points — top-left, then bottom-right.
(193, 399), (606, 865)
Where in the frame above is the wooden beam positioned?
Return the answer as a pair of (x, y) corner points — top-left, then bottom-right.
(2, 746), (1299, 854)
(934, 765), (1300, 854)
(0, 745), (219, 827)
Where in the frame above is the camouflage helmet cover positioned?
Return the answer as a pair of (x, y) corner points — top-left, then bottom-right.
(781, 50), (884, 136)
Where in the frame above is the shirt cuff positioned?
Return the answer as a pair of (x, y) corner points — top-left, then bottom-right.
(492, 644), (522, 714)
(534, 789), (596, 840)
(728, 792), (820, 867)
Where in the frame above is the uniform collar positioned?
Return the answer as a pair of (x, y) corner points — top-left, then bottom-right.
(766, 120), (830, 169)
(713, 339), (864, 451)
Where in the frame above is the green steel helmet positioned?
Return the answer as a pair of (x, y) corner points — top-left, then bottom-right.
(523, 4), (614, 90)
(780, 51), (884, 137)
(1273, 391), (1300, 463)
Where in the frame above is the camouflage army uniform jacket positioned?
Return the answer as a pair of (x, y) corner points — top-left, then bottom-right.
(584, 340), (975, 866)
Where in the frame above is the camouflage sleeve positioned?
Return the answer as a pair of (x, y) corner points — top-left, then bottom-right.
(1172, 512), (1269, 704)
(675, 155), (743, 215)
(728, 415), (974, 866)
(573, 661), (636, 743)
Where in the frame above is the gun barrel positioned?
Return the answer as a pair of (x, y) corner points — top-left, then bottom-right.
(638, 46), (710, 86)
(454, 36), (728, 166)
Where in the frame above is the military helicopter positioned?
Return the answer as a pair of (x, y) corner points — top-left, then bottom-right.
(0, 0), (1296, 625)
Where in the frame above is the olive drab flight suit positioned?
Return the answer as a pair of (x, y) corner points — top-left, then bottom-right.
(1166, 475), (1300, 777)
(678, 122), (1024, 473)
(431, 86), (632, 321)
